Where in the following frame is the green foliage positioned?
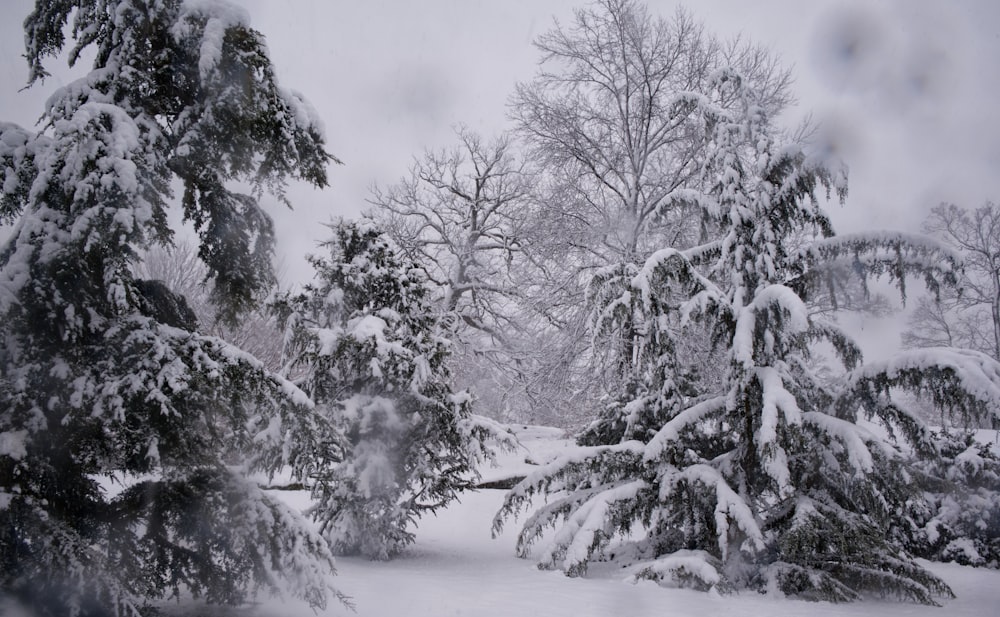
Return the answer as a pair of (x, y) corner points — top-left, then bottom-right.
(495, 46), (981, 605)
(903, 430), (1000, 568)
(277, 221), (508, 560)
(0, 1), (344, 614)
(17, 0), (335, 324)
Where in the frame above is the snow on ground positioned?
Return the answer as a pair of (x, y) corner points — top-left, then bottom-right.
(477, 424), (575, 485)
(9, 425), (990, 616)
(226, 425), (1000, 617)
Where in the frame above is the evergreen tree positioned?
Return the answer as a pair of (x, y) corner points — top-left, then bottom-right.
(276, 221), (509, 560)
(895, 201), (1000, 570)
(505, 0), (798, 430)
(0, 1), (347, 614)
(903, 428), (1000, 568)
(493, 68), (994, 604)
(367, 128), (539, 425)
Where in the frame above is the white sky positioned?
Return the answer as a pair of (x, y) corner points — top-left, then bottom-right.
(2, 0), (1000, 354)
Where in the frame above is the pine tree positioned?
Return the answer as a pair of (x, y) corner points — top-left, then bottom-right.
(903, 428), (1000, 568)
(275, 221), (509, 560)
(506, 0), (798, 431)
(493, 68), (995, 604)
(896, 201), (1000, 569)
(0, 2), (347, 614)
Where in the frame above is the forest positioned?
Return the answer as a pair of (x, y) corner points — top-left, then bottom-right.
(1, 1), (998, 616)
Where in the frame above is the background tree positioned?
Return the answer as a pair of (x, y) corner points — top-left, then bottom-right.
(904, 202), (1000, 360)
(494, 59), (992, 604)
(0, 2), (347, 614)
(898, 201), (1000, 568)
(137, 241), (287, 372)
(504, 0), (796, 427)
(513, 0), (793, 266)
(370, 128), (529, 343)
(275, 221), (509, 560)
(368, 129), (538, 421)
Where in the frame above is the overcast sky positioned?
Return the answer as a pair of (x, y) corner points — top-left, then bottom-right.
(2, 0), (1000, 352)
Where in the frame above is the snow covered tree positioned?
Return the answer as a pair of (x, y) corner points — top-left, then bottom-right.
(893, 202), (1000, 568)
(503, 0), (799, 427)
(275, 221), (508, 560)
(904, 202), (1000, 361)
(903, 428), (1000, 568)
(493, 66), (994, 604)
(0, 2), (348, 615)
(136, 241), (288, 372)
(367, 128), (538, 421)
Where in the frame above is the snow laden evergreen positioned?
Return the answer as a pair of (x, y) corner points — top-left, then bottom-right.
(0, 2), (347, 615)
(895, 202), (1000, 569)
(493, 69), (996, 604)
(903, 427), (1000, 568)
(275, 221), (510, 560)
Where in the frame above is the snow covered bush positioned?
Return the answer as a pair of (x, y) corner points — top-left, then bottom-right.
(896, 201), (1000, 569)
(275, 221), (510, 560)
(902, 429), (1000, 568)
(493, 65), (994, 604)
(0, 1), (348, 615)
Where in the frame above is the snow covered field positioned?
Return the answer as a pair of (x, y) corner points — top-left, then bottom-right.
(159, 425), (1000, 617)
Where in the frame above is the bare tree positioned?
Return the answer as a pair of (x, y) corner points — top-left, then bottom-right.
(136, 241), (286, 371)
(513, 0), (794, 267)
(368, 128), (551, 422)
(505, 0), (797, 425)
(369, 128), (530, 345)
(369, 2), (803, 429)
(904, 202), (1000, 359)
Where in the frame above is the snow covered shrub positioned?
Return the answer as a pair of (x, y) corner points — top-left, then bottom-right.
(493, 65), (992, 604)
(904, 429), (1000, 568)
(276, 221), (509, 560)
(0, 2), (348, 615)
